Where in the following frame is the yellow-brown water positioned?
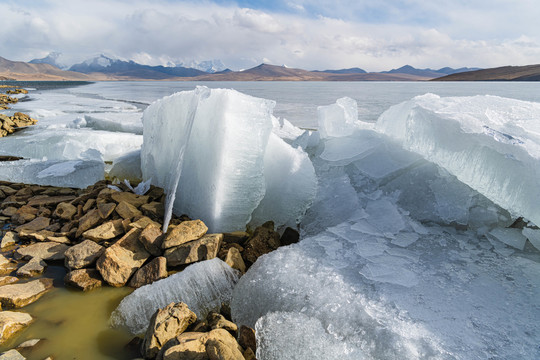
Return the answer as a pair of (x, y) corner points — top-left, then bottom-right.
(0, 265), (136, 360)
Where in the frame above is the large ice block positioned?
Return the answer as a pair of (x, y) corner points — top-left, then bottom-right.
(317, 97), (360, 139)
(376, 94), (540, 226)
(110, 258), (239, 335)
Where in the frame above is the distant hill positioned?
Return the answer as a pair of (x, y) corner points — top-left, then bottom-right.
(29, 52), (67, 70)
(315, 67), (367, 74)
(434, 64), (540, 81)
(382, 65), (481, 78)
(0, 56), (91, 81)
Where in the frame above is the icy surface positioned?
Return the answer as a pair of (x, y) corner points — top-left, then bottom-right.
(110, 259), (239, 335)
(141, 86), (315, 233)
(108, 150), (142, 181)
(317, 97), (361, 138)
(376, 94), (540, 227)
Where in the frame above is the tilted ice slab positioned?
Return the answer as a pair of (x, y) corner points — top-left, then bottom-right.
(376, 94), (540, 226)
(110, 259), (239, 335)
(141, 86), (316, 232)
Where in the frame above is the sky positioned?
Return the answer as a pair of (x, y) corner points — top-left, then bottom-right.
(1, 0), (540, 71)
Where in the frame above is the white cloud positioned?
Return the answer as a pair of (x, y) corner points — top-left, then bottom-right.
(0, 0), (539, 71)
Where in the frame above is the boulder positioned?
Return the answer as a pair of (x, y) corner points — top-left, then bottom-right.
(224, 248), (245, 274)
(82, 198), (96, 213)
(0, 255), (16, 276)
(16, 258), (47, 277)
(243, 348), (256, 360)
(139, 224), (163, 256)
(64, 269), (103, 291)
(237, 326), (256, 353)
(96, 228), (150, 287)
(14, 242), (69, 261)
(0, 277), (18, 287)
(14, 216), (49, 233)
(0, 232), (17, 248)
(46, 236), (71, 244)
(164, 234), (222, 267)
(159, 332), (207, 360)
(0, 312), (32, 346)
(53, 202), (77, 220)
(0, 349), (25, 360)
(141, 202), (165, 219)
(76, 209), (103, 238)
(115, 201), (142, 220)
(11, 205), (37, 225)
(206, 312), (237, 335)
(17, 229), (54, 242)
(161, 220), (208, 249)
(242, 221), (280, 264)
(82, 219), (124, 242)
(27, 195), (75, 207)
(111, 192), (149, 208)
(142, 302), (197, 359)
(64, 240), (104, 270)
(128, 257), (167, 288)
(97, 202), (116, 219)
(1, 207), (18, 217)
(0, 279), (53, 308)
(129, 217), (161, 231)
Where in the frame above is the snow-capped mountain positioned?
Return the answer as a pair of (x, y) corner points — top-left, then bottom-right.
(179, 59), (226, 73)
(29, 52), (67, 70)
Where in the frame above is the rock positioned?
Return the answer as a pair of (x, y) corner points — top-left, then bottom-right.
(64, 269), (103, 291)
(27, 195), (75, 207)
(1, 232), (17, 248)
(0, 311), (32, 344)
(0, 186), (16, 197)
(14, 242), (69, 261)
(243, 348), (256, 360)
(0, 279), (53, 308)
(206, 312), (237, 335)
(97, 202), (116, 219)
(129, 217), (161, 231)
(0, 349), (25, 359)
(46, 236), (71, 244)
(82, 198), (96, 213)
(280, 227), (300, 246)
(115, 201), (142, 220)
(64, 240), (104, 270)
(53, 202), (77, 220)
(0, 255), (16, 276)
(1, 207), (18, 217)
(37, 207), (51, 218)
(238, 326), (256, 353)
(16, 258), (47, 277)
(76, 209), (103, 238)
(164, 234), (223, 267)
(17, 229), (54, 242)
(224, 248), (245, 274)
(11, 206), (37, 225)
(14, 217), (50, 234)
(222, 232), (249, 245)
(162, 220), (208, 249)
(159, 332), (207, 360)
(141, 202), (165, 219)
(128, 257), (167, 288)
(139, 224), (164, 256)
(16, 338), (40, 348)
(82, 219), (124, 242)
(205, 329), (244, 360)
(242, 222), (280, 264)
(142, 302), (197, 359)
(110, 192), (149, 208)
(96, 228), (150, 287)
(0, 277), (18, 287)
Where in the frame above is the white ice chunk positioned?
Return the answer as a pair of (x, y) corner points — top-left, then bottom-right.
(37, 161), (82, 178)
(110, 259), (239, 335)
(250, 133), (317, 228)
(486, 227), (527, 250)
(365, 199), (406, 237)
(360, 261), (418, 287)
(319, 131), (380, 165)
(271, 116), (304, 142)
(83, 113), (143, 134)
(317, 97), (359, 138)
(391, 232), (419, 247)
(376, 94), (540, 227)
(522, 227), (540, 251)
(108, 150), (142, 181)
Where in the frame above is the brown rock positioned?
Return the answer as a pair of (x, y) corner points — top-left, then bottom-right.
(0, 277), (18, 287)
(280, 227), (300, 246)
(0, 311), (33, 344)
(0, 255), (16, 276)
(206, 312), (237, 335)
(76, 209), (102, 238)
(14, 216), (50, 234)
(47, 236), (71, 244)
(141, 201), (165, 219)
(82, 198), (96, 213)
(224, 248), (245, 274)
(238, 326), (256, 353)
(17, 229), (55, 242)
(64, 269), (103, 291)
(14, 242), (69, 261)
(0, 232), (17, 248)
(129, 217), (161, 231)
(162, 220), (208, 249)
(1, 207), (18, 217)
(11, 205), (38, 225)
(243, 348), (256, 360)
(242, 222), (280, 264)
(115, 201), (142, 220)
(142, 302), (197, 359)
(82, 219), (124, 242)
(64, 240), (104, 270)
(128, 256), (167, 288)
(111, 192), (149, 208)
(27, 195), (75, 207)
(164, 234), (223, 267)
(0, 186), (16, 197)
(96, 228), (150, 287)
(53, 202), (77, 220)
(97, 202), (116, 219)
(205, 329), (244, 360)
(16, 258), (46, 277)
(140, 224), (164, 256)
(0, 278), (53, 308)
(159, 332), (207, 360)
(222, 232), (249, 245)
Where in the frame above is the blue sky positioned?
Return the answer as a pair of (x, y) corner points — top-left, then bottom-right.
(1, 0), (539, 71)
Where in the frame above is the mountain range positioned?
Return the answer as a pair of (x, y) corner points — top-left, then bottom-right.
(1, 54), (538, 81)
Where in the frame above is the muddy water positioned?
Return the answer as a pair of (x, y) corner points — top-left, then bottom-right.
(0, 265), (136, 360)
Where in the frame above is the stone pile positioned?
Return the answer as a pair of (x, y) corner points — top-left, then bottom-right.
(0, 113), (38, 137)
(0, 94), (18, 110)
(0, 179), (298, 357)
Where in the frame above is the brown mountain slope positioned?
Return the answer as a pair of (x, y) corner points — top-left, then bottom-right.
(434, 64), (540, 81)
(0, 56), (93, 81)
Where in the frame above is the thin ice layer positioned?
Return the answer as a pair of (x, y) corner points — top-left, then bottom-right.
(376, 94), (540, 226)
(110, 259), (239, 335)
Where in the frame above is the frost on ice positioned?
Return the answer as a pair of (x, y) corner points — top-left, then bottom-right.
(141, 86), (316, 232)
(110, 259), (239, 335)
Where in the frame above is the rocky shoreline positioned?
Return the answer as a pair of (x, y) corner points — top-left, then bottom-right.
(0, 86), (38, 137)
(0, 179), (299, 359)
